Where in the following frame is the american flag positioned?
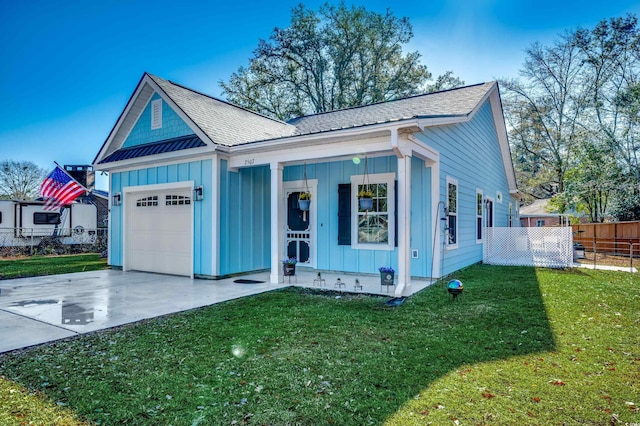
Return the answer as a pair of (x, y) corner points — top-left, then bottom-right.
(40, 166), (87, 211)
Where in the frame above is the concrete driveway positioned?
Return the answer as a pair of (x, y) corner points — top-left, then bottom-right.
(0, 270), (288, 353)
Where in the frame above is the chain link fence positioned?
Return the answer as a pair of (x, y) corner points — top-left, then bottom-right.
(0, 227), (108, 257)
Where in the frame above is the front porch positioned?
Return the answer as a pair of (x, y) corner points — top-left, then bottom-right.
(233, 269), (436, 297)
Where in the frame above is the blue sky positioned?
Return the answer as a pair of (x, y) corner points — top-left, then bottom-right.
(1, 0), (639, 190)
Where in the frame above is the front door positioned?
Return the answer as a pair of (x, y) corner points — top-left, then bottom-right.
(284, 181), (316, 267)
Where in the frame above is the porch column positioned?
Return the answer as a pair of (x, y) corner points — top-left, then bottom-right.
(395, 154), (412, 297)
(270, 162), (284, 283)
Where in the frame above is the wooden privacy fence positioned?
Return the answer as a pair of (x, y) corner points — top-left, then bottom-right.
(571, 221), (640, 257)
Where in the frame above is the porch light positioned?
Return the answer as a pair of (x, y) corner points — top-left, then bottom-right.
(194, 186), (204, 201)
(112, 192), (121, 206)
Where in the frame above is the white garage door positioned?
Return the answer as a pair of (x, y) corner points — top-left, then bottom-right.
(125, 188), (192, 277)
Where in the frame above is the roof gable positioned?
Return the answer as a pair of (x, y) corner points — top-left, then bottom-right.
(122, 93), (194, 148)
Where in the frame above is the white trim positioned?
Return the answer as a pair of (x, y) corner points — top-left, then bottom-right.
(395, 155), (411, 297)
(430, 160), (441, 278)
(270, 162), (284, 283)
(283, 179), (318, 268)
(151, 98), (162, 130)
(476, 188), (484, 244)
(122, 181), (195, 278)
(211, 154), (219, 276)
(446, 176), (458, 250)
(350, 172), (396, 251)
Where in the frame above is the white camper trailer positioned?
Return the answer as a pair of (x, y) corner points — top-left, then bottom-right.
(0, 200), (97, 244)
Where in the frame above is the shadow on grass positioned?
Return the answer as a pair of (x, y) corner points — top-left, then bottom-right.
(0, 264), (555, 425)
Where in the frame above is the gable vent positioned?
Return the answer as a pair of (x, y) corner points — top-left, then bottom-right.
(151, 99), (162, 129)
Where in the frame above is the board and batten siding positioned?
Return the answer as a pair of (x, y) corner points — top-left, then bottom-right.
(109, 160), (213, 276)
(122, 93), (193, 148)
(416, 101), (514, 275)
(218, 160), (271, 276)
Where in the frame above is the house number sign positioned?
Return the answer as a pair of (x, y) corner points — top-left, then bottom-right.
(244, 159), (255, 165)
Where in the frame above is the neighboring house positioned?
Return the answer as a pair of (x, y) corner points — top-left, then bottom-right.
(64, 165), (109, 228)
(93, 73), (519, 296)
(519, 199), (573, 227)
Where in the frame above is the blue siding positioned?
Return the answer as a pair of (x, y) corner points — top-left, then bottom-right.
(218, 160), (271, 276)
(416, 101), (511, 275)
(284, 157), (402, 275)
(109, 160), (213, 276)
(122, 93), (193, 148)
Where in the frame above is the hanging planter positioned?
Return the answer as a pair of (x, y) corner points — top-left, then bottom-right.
(298, 191), (311, 212)
(358, 156), (373, 211)
(299, 162), (311, 220)
(358, 189), (373, 210)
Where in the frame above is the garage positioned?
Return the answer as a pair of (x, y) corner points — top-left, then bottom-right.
(124, 186), (193, 277)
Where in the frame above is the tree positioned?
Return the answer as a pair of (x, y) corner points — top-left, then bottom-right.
(220, 3), (463, 120)
(0, 160), (47, 200)
(503, 15), (640, 220)
(501, 34), (586, 201)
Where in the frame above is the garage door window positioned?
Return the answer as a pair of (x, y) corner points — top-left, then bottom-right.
(165, 195), (191, 206)
(136, 196), (158, 207)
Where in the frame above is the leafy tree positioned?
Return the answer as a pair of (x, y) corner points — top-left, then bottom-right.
(0, 160), (47, 200)
(220, 3), (462, 120)
(501, 35), (586, 200)
(503, 15), (640, 220)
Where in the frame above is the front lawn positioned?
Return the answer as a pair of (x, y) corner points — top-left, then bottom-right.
(0, 265), (638, 425)
(0, 254), (108, 280)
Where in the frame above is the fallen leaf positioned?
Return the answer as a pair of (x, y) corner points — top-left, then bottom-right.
(533, 397), (541, 403)
(527, 411), (535, 417)
(551, 380), (566, 386)
(419, 410), (429, 416)
(482, 391), (495, 399)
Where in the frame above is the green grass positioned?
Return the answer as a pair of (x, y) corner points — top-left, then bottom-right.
(0, 254), (108, 279)
(0, 265), (638, 425)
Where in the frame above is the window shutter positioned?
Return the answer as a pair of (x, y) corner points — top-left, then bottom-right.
(394, 180), (398, 247)
(338, 184), (351, 245)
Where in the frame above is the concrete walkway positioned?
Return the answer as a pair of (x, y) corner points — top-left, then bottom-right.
(0, 269), (433, 354)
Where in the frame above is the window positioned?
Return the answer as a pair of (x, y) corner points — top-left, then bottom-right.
(351, 173), (395, 250)
(476, 189), (483, 243)
(136, 196), (158, 207)
(151, 99), (162, 129)
(485, 197), (494, 228)
(165, 195), (191, 206)
(446, 177), (458, 248)
(34, 212), (60, 225)
(0, 211), (2, 224)
(536, 219), (545, 227)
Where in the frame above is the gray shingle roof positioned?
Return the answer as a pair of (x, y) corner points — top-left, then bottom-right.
(287, 82), (494, 135)
(148, 74), (296, 146)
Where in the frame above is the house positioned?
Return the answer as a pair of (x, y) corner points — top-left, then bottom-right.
(93, 73), (519, 296)
(63, 164), (109, 228)
(519, 199), (573, 227)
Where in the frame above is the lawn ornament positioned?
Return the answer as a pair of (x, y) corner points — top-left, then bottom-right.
(447, 279), (463, 300)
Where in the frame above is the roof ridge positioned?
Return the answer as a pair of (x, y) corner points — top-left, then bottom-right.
(147, 74), (293, 128)
(288, 82), (492, 122)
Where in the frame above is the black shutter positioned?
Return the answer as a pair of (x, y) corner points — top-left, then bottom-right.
(338, 184), (351, 245)
(394, 180), (398, 247)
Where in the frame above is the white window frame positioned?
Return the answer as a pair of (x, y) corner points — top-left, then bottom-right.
(476, 188), (483, 244)
(446, 176), (458, 249)
(350, 172), (395, 250)
(151, 98), (162, 130)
